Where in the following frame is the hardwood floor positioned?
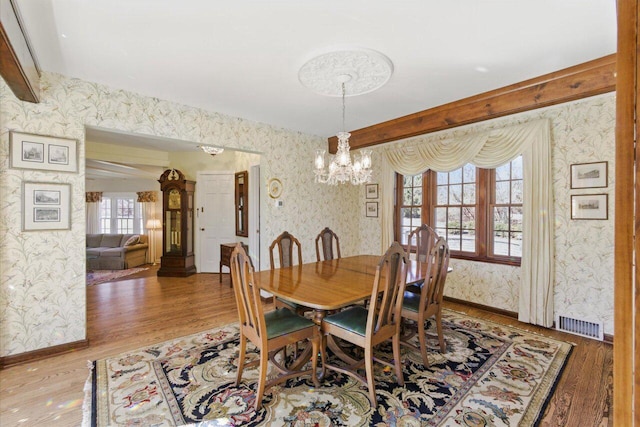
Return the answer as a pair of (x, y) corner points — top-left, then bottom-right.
(0, 266), (612, 426)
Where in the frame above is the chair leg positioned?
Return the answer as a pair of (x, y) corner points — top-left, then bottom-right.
(364, 346), (376, 407)
(320, 333), (327, 379)
(417, 316), (430, 367)
(392, 333), (404, 386)
(310, 335), (320, 388)
(436, 310), (446, 352)
(254, 347), (269, 411)
(235, 334), (247, 386)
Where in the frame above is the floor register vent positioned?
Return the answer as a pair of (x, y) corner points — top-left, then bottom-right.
(555, 315), (604, 341)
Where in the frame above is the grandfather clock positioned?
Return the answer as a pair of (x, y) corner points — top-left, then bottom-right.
(157, 169), (196, 277)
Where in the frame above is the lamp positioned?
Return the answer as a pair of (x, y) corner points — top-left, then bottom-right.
(299, 48), (393, 185)
(199, 145), (224, 156)
(146, 218), (162, 265)
(314, 81), (373, 185)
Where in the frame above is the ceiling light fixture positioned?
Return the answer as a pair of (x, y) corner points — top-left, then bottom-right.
(199, 145), (224, 156)
(299, 48), (393, 185)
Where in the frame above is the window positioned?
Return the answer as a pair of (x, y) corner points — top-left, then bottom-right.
(395, 156), (523, 265)
(99, 194), (144, 234)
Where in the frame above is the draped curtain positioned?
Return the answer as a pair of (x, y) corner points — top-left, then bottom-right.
(85, 192), (102, 234)
(137, 191), (158, 263)
(379, 119), (554, 327)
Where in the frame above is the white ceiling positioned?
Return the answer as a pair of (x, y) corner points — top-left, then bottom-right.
(17, 1), (616, 140)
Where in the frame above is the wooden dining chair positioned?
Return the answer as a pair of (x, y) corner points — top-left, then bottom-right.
(315, 227), (341, 261)
(406, 224), (439, 294)
(400, 236), (450, 367)
(269, 231), (307, 313)
(320, 242), (408, 406)
(230, 243), (320, 410)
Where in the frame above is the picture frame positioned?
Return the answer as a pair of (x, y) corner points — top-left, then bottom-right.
(365, 183), (379, 199)
(10, 131), (78, 173)
(22, 182), (72, 231)
(570, 161), (607, 189)
(571, 194), (608, 220)
(366, 201), (378, 218)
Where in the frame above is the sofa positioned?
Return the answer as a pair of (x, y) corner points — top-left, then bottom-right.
(86, 234), (149, 270)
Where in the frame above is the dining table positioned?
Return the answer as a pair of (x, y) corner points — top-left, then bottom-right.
(253, 254), (429, 366)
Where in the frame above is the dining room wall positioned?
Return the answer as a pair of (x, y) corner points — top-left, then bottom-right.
(359, 93), (616, 335)
(0, 72), (360, 357)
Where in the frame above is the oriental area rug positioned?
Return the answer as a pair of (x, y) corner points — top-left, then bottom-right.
(86, 267), (148, 286)
(83, 310), (572, 426)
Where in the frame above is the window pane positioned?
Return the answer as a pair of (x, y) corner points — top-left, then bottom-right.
(510, 231), (523, 257)
(493, 236), (509, 256)
(447, 232), (461, 251)
(449, 184), (462, 205)
(403, 188), (413, 205)
(512, 180), (523, 203)
(413, 186), (422, 205)
(462, 207), (475, 231)
(463, 164), (476, 182)
(400, 226), (412, 245)
(495, 163), (511, 181)
(403, 175), (413, 187)
(511, 207), (523, 231)
(437, 172), (448, 185)
(495, 181), (510, 204)
(449, 168), (462, 184)
(434, 207), (447, 229)
(512, 156), (523, 179)
(462, 183), (476, 204)
(448, 208), (461, 230)
(413, 174), (422, 186)
(461, 229), (475, 252)
(437, 186), (448, 204)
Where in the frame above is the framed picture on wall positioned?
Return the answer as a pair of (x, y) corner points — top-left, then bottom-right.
(366, 201), (378, 218)
(571, 194), (608, 220)
(365, 183), (379, 199)
(10, 131), (78, 173)
(22, 182), (72, 231)
(570, 161), (607, 189)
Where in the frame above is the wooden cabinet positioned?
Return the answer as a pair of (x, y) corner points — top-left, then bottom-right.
(157, 169), (197, 277)
(235, 171), (248, 237)
(220, 242), (248, 285)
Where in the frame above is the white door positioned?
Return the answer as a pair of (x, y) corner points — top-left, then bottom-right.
(196, 172), (235, 272)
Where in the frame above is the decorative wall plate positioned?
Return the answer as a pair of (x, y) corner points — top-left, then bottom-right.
(267, 178), (283, 199)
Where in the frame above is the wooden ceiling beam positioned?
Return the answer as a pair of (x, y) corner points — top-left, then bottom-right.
(329, 54), (616, 153)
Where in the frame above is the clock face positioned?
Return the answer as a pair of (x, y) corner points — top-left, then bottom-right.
(168, 189), (181, 209)
(267, 178), (283, 199)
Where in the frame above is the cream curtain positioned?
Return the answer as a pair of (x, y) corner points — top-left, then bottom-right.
(137, 191), (158, 263)
(379, 119), (554, 327)
(85, 192), (102, 234)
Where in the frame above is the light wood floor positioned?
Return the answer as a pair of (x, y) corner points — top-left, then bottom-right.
(0, 266), (612, 426)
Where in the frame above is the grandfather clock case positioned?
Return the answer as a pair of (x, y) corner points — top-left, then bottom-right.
(157, 169), (197, 277)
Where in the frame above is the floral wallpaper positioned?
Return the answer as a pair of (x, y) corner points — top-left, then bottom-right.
(0, 72), (615, 358)
(0, 73), (360, 356)
(359, 93), (616, 335)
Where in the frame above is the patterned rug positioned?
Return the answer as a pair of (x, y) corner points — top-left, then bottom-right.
(86, 267), (149, 286)
(83, 310), (572, 426)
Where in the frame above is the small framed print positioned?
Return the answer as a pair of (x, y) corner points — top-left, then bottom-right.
(23, 182), (71, 231)
(570, 161), (607, 189)
(10, 131), (78, 173)
(571, 194), (608, 220)
(366, 201), (379, 218)
(366, 183), (379, 199)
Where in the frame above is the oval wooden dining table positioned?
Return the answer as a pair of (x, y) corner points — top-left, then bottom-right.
(253, 254), (429, 366)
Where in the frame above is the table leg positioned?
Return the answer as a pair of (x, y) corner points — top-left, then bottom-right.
(313, 309), (358, 367)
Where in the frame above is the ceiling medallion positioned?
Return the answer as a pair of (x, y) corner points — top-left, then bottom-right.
(300, 48), (393, 185)
(298, 48), (394, 97)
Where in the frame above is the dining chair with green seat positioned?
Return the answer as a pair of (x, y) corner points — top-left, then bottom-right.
(400, 236), (450, 367)
(230, 243), (321, 411)
(320, 241), (408, 406)
(269, 231), (308, 314)
(315, 227), (341, 261)
(405, 224), (439, 294)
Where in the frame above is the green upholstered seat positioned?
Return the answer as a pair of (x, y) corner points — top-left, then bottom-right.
(265, 308), (316, 340)
(323, 305), (368, 336)
(402, 291), (421, 313)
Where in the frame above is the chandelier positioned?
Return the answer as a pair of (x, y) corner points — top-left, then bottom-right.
(298, 48), (393, 186)
(314, 82), (372, 185)
(199, 145), (224, 156)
